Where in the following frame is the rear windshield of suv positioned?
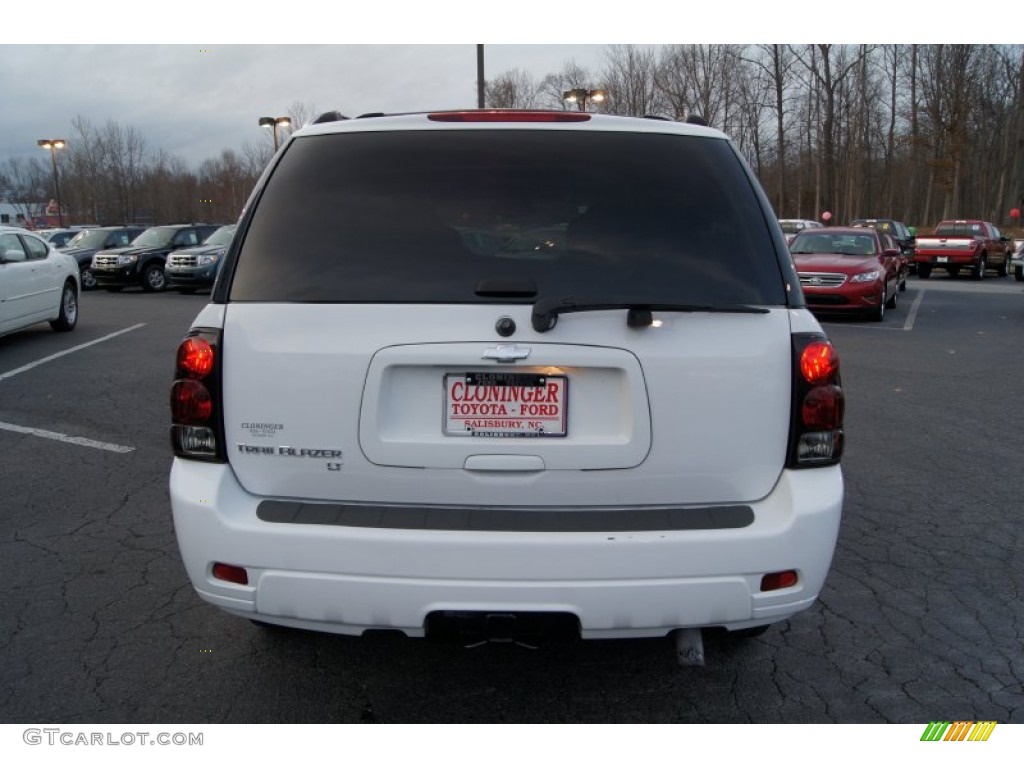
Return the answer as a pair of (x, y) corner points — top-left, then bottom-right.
(229, 129), (786, 306)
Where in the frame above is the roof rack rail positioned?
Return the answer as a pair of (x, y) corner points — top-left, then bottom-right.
(356, 112), (386, 119)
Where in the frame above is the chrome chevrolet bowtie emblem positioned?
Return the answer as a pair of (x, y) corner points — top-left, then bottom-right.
(481, 345), (531, 363)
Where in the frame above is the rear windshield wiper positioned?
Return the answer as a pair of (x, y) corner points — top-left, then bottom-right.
(531, 296), (769, 332)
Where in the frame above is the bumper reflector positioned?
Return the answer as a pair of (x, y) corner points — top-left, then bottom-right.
(761, 570), (798, 592)
(212, 563), (249, 585)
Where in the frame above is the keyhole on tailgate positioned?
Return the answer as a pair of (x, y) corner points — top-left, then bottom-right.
(495, 316), (516, 337)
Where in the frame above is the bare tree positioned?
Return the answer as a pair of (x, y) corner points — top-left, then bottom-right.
(0, 156), (49, 225)
(731, 57), (773, 176)
(6, 44), (1024, 234)
(919, 45), (979, 219)
(486, 68), (544, 108)
(241, 139), (274, 177)
(198, 149), (257, 222)
(1010, 47), (1024, 220)
(745, 45), (797, 212)
(538, 59), (597, 110)
(657, 44), (741, 125)
(288, 100), (320, 130)
(879, 45), (907, 214)
(600, 45), (661, 116)
(99, 121), (148, 222)
(64, 116), (108, 223)
(790, 44), (873, 221)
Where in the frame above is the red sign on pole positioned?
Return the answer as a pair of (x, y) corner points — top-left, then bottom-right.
(1010, 208), (1020, 220)
(821, 211), (832, 223)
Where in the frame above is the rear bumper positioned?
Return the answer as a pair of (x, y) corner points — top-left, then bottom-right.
(914, 253), (975, 266)
(170, 460), (843, 638)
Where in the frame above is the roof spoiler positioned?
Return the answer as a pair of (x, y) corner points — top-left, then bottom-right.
(312, 111), (349, 124)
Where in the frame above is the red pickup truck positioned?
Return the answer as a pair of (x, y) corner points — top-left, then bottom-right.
(914, 220), (1013, 279)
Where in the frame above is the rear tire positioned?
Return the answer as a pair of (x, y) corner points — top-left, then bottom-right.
(973, 254), (986, 280)
(918, 264), (931, 279)
(886, 282), (898, 309)
(997, 254), (1009, 277)
(1015, 264), (1024, 282)
(50, 280), (78, 332)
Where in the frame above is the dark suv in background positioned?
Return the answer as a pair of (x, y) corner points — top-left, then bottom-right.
(850, 218), (916, 271)
(61, 226), (147, 289)
(91, 223), (222, 292)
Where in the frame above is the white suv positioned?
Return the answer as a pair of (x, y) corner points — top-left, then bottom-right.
(169, 111), (844, 658)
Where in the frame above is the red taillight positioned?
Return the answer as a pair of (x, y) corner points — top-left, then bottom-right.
(761, 570), (798, 591)
(800, 340), (839, 384)
(177, 337), (214, 379)
(171, 380), (213, 424)
(212, 563), (249, 585)
(788, 333), (844, 468)
(801, 384), (845, 430)
(427, 110), (591, 123)
(171, 329), (225, 462)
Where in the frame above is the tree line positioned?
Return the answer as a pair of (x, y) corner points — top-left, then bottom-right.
(489, 44), (1024, 230)
(3, 46), (1023, 232)
(0, 104), (321, 227)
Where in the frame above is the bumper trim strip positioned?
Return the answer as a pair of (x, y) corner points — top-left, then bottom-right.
(256, 500), (754, 532)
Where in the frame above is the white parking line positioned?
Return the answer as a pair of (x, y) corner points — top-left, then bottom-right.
(903, 289), (925, 331)
(821, 289), (927, 332)
(0, 323), (146, 382)
(0, 421), (134, 453)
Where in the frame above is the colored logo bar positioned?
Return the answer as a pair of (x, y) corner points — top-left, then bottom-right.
(920, 721), (997, 742)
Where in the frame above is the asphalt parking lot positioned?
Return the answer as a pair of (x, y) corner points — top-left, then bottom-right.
(1, 280), (1023, 723)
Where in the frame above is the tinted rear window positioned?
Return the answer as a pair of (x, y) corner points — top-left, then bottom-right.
(230, 130), (786, 305)
(935, 222), (983, 237)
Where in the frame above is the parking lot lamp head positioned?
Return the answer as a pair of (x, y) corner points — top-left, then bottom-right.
(258, 116), (292, 151)
(563, 88), (607, 113)
(37, 139), (67, 227)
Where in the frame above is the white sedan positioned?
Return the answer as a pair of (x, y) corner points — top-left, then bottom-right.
(0, 226), (80, 338)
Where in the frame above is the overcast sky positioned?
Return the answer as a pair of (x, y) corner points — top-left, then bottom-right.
(0, 44), (616, 168)
(0, 3), (1010, 171)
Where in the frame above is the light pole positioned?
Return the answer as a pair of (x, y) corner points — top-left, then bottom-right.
(37, 138), (66, 227)
(563, 88), (607, 113)
(259, 116), (292, 151)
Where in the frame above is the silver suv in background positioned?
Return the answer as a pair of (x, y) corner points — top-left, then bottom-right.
(778, 218), (823, 245)
(169, 111), (845, 662)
